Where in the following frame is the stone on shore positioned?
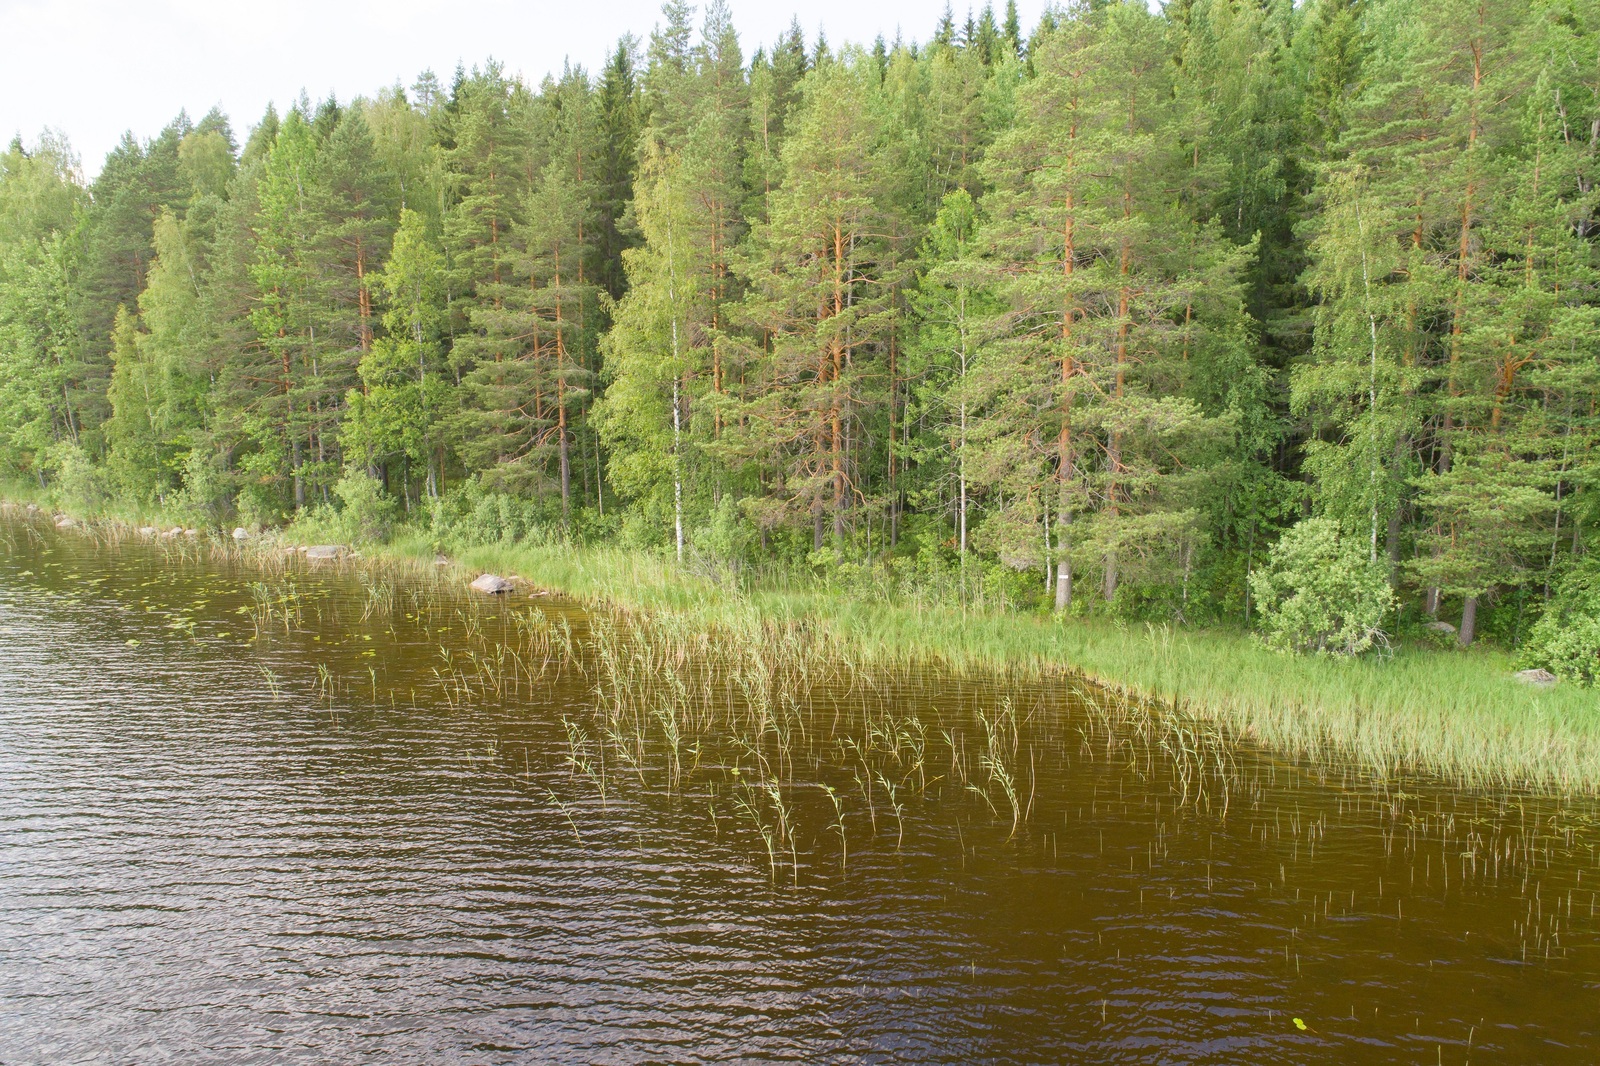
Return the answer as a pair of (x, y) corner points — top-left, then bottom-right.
(304, 544), (344, 561)
(1513, 668), (1558, 687)
(54, 515), (76, 529)
(232, 527), (250, 540)
(138, 526), (158, 536)
(1424, 620), (1457, 636)
(470, 573), (514, 594)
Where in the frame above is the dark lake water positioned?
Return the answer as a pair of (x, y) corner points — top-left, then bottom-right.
(1, 515), (1597, 1063)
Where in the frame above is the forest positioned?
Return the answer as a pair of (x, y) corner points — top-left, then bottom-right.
(2, 0), (1598, 664)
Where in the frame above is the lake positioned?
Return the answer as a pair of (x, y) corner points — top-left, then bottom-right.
(1, 515), (1596, 1063)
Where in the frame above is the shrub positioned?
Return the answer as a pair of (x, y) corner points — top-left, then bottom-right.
(170, 448), (227, 527)
(1249, 517), (1395, 656)
(235, 481), (282, 530)
(45, 441), (110, 512)
(1522, 559), (1600, 686)
(332, 467), (398, 543)
(425, 479), (546, 547)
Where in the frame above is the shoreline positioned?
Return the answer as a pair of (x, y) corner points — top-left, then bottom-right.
(7, 497), (1599, 795)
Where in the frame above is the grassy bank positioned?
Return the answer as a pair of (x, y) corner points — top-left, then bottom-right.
(7, 493), (1598, 794)
(360, 531), (1600, 796)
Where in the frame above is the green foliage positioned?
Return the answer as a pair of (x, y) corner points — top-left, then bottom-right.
(424, 479), (549, 548)
(3, 0), (1599, 654)
(45, 441), (112, 512)
(1249, 516), (1395, 655)
(332, 467), (398, 542)
(1522, 560), (1600, 686)
(169, 448), (229, 526)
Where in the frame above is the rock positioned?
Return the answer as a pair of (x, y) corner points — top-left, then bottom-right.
(168, 526), (184, 535)
(232, 527), (250, 541)
(25, 503), (39, 513)
(54, 515), (76, 529)
(470, 573), (514, 595)
(304, 544), (344, 561)
(137, 526), (158, 537)
(160, 528), (180, 539)
(1513, 668), (1558, 687)
(1424, 620), (1457, 636)
(434, 554), (451, 567)
(183, 528), (198, 537)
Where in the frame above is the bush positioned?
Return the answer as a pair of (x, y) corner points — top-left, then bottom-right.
(1249, 517), (1395, 656)
(45, 441), (110, 512)
(170, 448), (227, 527)
(425, 479), (546, 547)
(235, 481), (283, 530)
(332, 468), (398, 543)
(1522, 559), (1600, 686)
(693, 494), (755, 565)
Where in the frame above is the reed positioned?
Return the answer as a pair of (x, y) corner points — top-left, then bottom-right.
(367, 534), (1600, 795)
(38, 522), (1600, 974)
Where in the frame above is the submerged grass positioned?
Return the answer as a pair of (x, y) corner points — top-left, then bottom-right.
(5, 495), (1596, 795)
(378, 531), (1600, 795)
(12, 505), (1595, 969)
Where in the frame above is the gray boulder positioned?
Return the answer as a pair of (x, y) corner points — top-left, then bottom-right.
(54, 515), (76, 529)
(1424, 620), (1457, 636)
(304, 545), (344, 561)
(470, 573), (515, 594)
(232, 527), (250, 541)
(1513, 668), (1558, 687)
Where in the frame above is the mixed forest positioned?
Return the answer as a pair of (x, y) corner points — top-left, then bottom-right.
(3, 0), (1600, 661)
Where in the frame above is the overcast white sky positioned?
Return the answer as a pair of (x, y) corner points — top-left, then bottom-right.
(2, 0), (1049, 179)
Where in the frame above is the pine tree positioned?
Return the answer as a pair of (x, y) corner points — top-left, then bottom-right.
(905, 189), (1001, 587)
(734, 54), (908, 550)
(178, 109), (237, 202)
(596, 37), (642, 300)
(343, 208), (451, 503)
(248, 106), (323, 509)
(598, 2), (750, 553)
(981, 0), (1255, 607)
(441, 65), (538, 485)
(1325, 0), (1538, 637)
(1002, 0), (1023, 59)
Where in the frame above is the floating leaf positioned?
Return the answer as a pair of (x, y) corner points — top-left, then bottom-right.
(1293, 1018), (1307, 1031)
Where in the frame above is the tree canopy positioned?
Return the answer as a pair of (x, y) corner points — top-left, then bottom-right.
(3, 0), (1598, 652)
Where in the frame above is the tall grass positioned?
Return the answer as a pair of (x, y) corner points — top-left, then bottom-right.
(11, 498), (1598, 794)
(378, 532), (1600, 795)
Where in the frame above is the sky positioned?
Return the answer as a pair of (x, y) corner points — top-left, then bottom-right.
(1, 0), (1049, 179)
